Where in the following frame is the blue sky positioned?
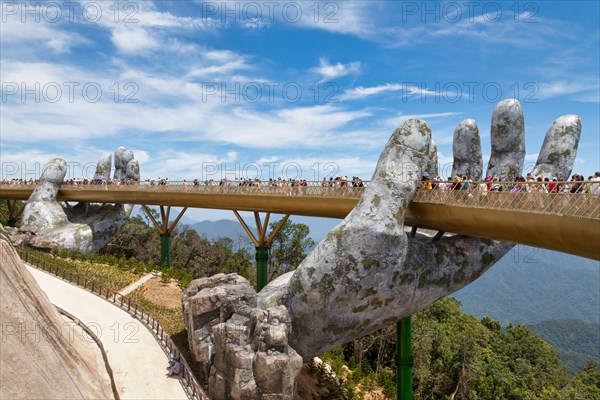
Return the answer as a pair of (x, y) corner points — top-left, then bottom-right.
(1, 0), (599, 221)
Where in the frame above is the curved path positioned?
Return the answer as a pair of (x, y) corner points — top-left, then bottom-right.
(26, 265), (188, 400)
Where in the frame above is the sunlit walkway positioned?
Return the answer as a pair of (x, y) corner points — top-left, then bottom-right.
(26, 265), (188, 400)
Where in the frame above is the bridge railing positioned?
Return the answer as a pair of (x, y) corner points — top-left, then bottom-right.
(414, 181), (600, 220)
(0, 180), (369, 198)
(2, 180), (598, 220)
(17, 248), (209, 400)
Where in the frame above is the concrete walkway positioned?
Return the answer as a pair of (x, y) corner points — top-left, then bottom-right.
(27, 265), (188, 400)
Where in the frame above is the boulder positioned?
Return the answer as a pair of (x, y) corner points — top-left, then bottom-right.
(182, 274), (303, 400)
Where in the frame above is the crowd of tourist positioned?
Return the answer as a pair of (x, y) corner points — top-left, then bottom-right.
(420, 171), (600, 195)
(1, 172), (599, 195)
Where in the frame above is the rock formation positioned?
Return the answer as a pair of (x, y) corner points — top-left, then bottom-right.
(94, 152), (112, 180)
(531, 115), (581, 180)
(0, 228), (114, 399)
(114, 147), (139, 181)
(183, 100), (582, 398)
(258, 100), (581, 360)
(19, 147), (139, 253)
(452, 119), (483, 179)
(182, 274), (303, 400)
(485, 99), (525, 180)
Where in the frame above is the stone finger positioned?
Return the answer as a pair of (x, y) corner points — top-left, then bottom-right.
(271, 119), (431, 359)
(94, 152), (112, 181)
(452, 119), (483, 180)
(485, 99), (525, 180)
(531, 115), (581, 180)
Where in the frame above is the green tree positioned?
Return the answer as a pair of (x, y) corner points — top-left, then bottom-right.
(268, 218), (315, 280)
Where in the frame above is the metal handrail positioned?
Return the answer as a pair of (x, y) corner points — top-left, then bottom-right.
(413, 181), (600, 220)
(2, 180), (599, 220)
(17, 249), (209, 400)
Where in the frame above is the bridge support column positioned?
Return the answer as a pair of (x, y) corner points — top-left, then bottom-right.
(255, 246), (269, 292)
(397, 316), (413, 400)
(1, 200), (25, 227)
(233, 211), (290, 292)
(141, 205), (187, 267)
(160, 233), (171, 267)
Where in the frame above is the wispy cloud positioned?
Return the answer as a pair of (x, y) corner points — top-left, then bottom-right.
(311, 58), (362, 81)
(537, 80), (600, 103)
(342, 83), (448, 101)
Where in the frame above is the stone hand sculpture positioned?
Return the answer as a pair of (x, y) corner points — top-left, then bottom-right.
(256, 99), (581, 360)
(20, 147), (140, 253)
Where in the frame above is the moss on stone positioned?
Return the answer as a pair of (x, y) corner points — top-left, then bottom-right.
(324, 323), (344, 335)
(482, 251), (495, 268)
(362, 257), (380, 270)
(372, 195), (381, 207)
(290, 279), (304, 295)
(352, 303), (369, 313)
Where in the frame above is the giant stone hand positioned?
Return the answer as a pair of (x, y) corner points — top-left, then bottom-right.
(257, 99), (581, 360)
(20, 147), (140, 253)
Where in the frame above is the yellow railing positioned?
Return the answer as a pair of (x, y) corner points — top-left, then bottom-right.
(414, 181), (600, 220)
(1, 180), (598, 220)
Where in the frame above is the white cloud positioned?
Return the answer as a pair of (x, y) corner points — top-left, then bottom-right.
(311, 58), (362, 81)
(343, 83), (445, 101)
(293, 1), (377, 39)
(537, 80), (600, 102)
(110, 26), (160, 54)
(0, 11), (88, 54)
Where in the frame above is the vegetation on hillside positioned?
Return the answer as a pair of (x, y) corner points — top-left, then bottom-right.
(453, 247), (599, 325)
(18, 214), (600, 398)
(103, 214), (253, 286)
(528, 319), (600, 375)
(322, 298), (600, 399)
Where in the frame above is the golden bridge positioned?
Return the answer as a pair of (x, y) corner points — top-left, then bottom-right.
(1, 181), (599, 261)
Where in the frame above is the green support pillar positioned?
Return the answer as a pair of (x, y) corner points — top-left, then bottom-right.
(397, 316), (413, 400)
(6, 219), (17, 228)
(255, 246), (269, 292)
(160, 233), (171, 267)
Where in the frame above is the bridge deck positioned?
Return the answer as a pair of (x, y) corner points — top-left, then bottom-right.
(1, 182), (599, 260)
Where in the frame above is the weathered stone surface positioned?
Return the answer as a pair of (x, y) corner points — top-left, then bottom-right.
(19, 148), (139, 253)
(114, 147), (135, 180)
(425, 139), (438, 177)
(21, 158), (70, 231)
(270, 119), (431, 358)
(0, 232), (114, 399)
(531, 115), (581, 180)
(126, 159), (140, 181)
(94, 152), (112, 180)
(254, 102), (581, 361)
(183, 274), (302, 399)
(3, 226), (58, 251)
(452, 119), (483, 179)
(486, 99), (525, 180)
(187, 101), (581, 395)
